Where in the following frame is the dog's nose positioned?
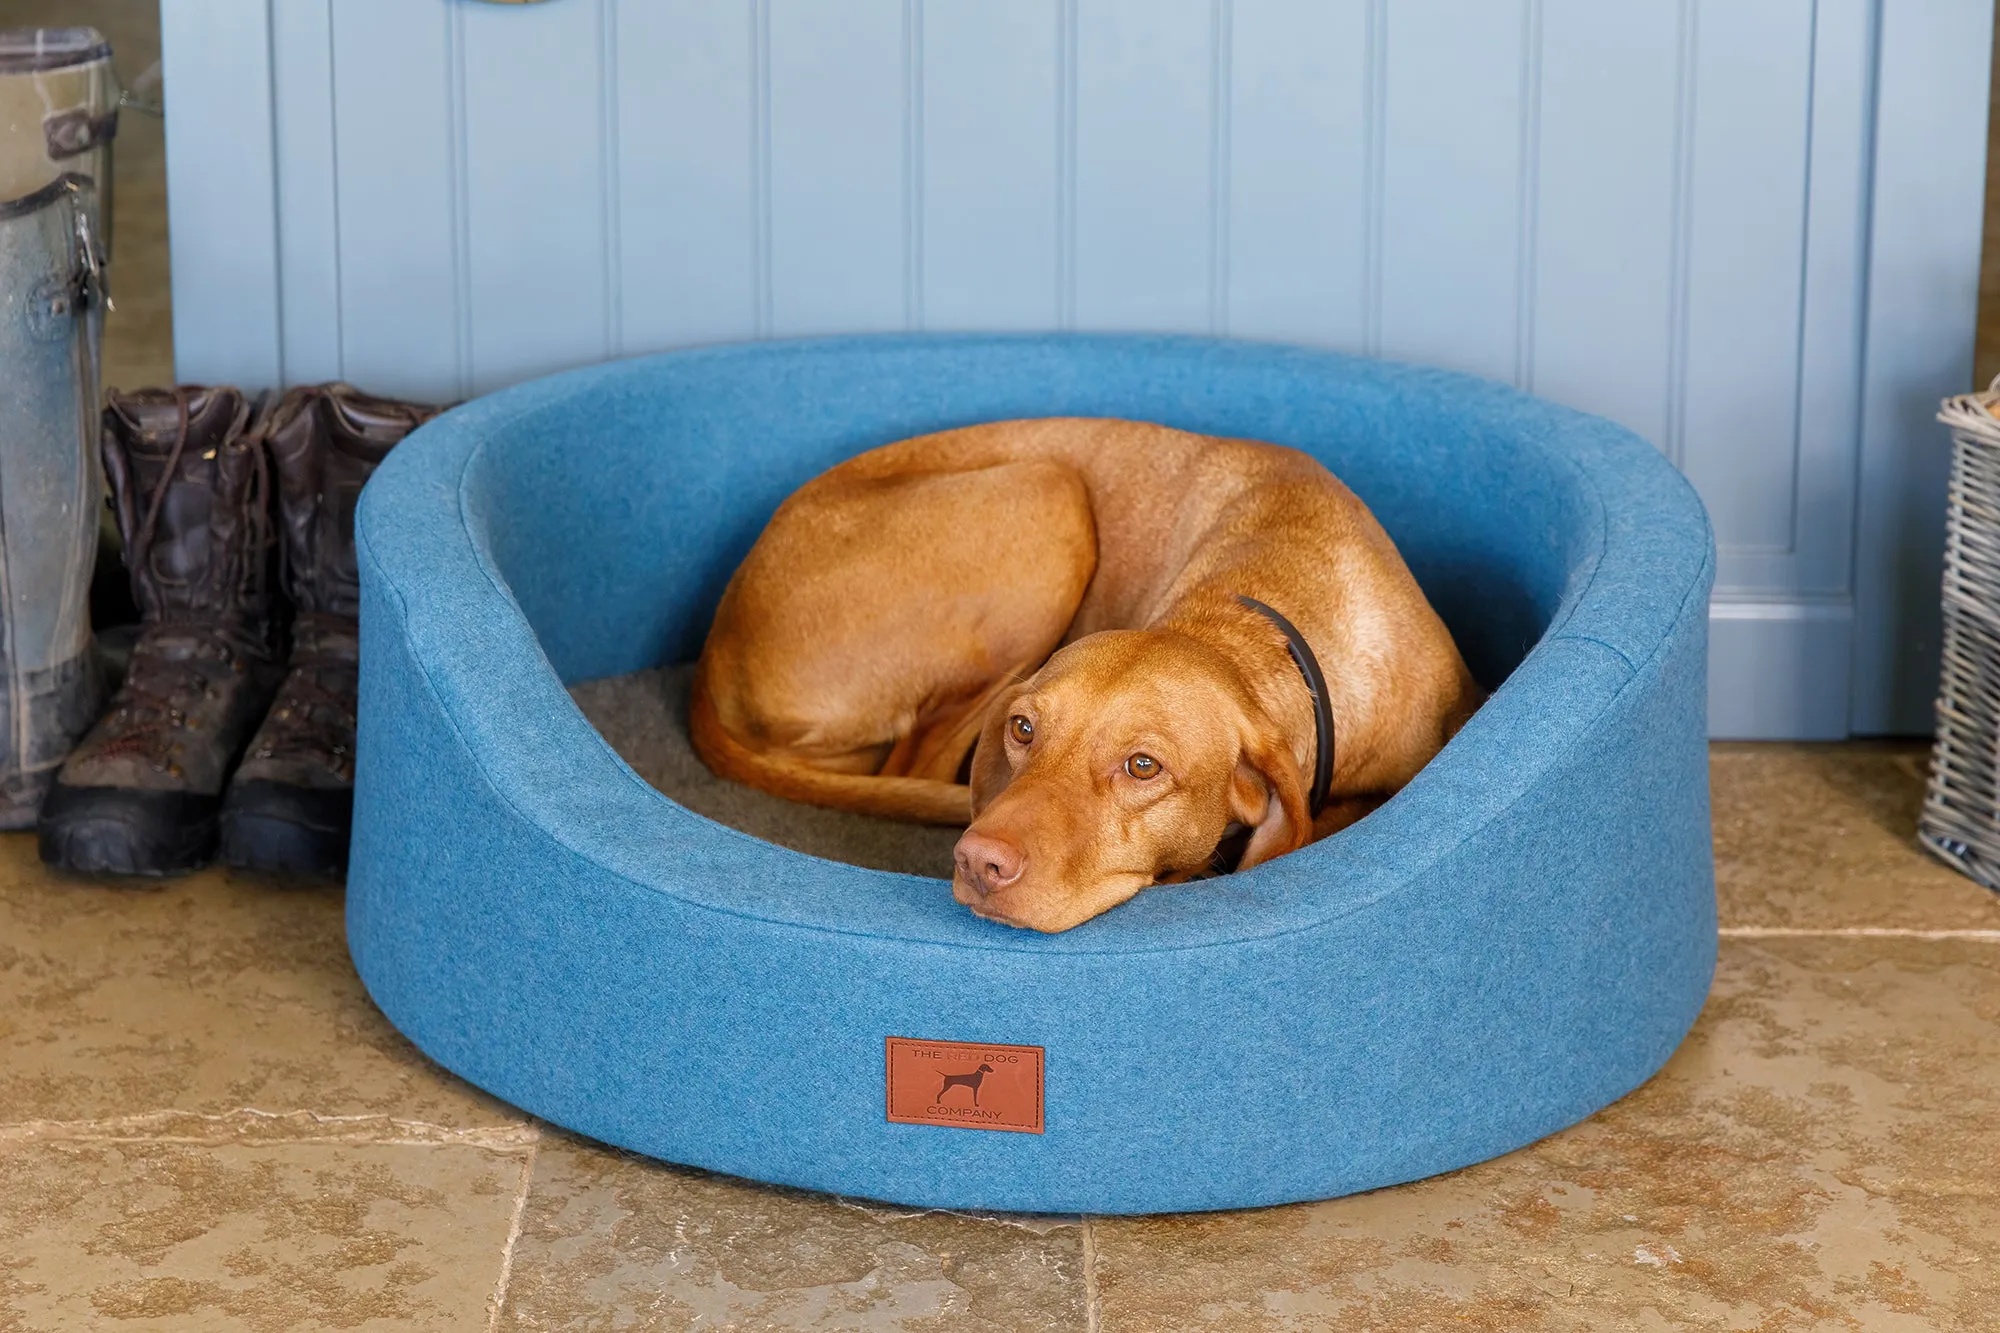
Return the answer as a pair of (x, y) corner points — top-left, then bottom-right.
(954, 831), (1025, 895)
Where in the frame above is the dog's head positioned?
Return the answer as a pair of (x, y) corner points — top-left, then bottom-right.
(951, 629), (1311, 932)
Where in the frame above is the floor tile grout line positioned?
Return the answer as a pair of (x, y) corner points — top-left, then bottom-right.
(486, 1122), (543, 1333)
(0, 1133), (539, 1149)
(1082, 1213), (1100, 1333)
(1720, 926), (2000, 940)
(0, 1108), (540, 1148)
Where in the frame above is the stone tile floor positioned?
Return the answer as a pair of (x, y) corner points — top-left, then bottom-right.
(2, 743), (1998, 1331)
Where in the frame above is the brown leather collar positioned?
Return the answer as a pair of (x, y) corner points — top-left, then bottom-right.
(1237, 596), (1335, 818)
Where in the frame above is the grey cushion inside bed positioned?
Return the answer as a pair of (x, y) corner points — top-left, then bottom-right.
(570, 664), (963, 879)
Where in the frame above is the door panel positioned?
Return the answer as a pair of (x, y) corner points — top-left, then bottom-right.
(615, 0), (761, 352)
(920, 0), (1064, 331)
(1072, 0), (1216, 331)
(1376, 0), (1528, 383)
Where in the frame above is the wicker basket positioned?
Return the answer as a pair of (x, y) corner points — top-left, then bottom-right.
(1921, 376), (2000, 891)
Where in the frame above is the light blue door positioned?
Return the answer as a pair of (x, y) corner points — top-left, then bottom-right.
(160, 0), (1994, 739)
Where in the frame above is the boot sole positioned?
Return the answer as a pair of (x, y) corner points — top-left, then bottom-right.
(37, 785), (220, 877)
(219, 781), (353, 877)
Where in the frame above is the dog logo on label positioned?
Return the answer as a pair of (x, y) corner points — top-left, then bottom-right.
(935, 1062), (995, 1106)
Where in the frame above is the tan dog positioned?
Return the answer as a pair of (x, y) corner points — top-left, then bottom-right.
(690, 419), (1480, 932)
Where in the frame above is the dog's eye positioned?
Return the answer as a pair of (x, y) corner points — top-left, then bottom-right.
(1125, 753), (1161, 780)
(1009, 715), (1034, 745)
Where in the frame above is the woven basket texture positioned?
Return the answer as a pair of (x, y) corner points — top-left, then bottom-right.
(1922, 377), (2000, 892)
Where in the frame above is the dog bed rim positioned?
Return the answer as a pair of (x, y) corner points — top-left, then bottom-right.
(370, 552), (1707, 964)
(359, 332), (1713, 955)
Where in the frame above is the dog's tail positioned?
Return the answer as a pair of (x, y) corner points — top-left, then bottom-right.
(688, 677), (973, 826)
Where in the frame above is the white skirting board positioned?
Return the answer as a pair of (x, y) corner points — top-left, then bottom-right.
(1707, 598), (1857, 742)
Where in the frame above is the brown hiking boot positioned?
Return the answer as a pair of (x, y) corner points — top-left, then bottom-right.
(218, 384), (439, 875)
(38, 386), (284, 875)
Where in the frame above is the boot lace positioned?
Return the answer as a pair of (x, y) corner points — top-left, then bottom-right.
(96, 388), (278, 770)
(92, 625), (266, 770)
(128, 386), (278, 622)
(249, 612), (358, 775)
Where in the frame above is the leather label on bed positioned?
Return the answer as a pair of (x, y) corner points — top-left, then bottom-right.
(885, 1037), (1044, 1134)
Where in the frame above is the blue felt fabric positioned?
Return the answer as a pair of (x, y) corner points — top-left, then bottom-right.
(349, 334), (1716, 1214)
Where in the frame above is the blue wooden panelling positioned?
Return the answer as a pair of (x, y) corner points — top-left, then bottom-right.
(766, 0), (909, 336)
(162, 0), (1996, 737)
(1072, 0), (1216, 331)
(1708, 0), (1879, 742)
(919, 0), (1063, 331)
(161, 0), (280, 388)
(328, 0), (462, 399)
(1853, 0), (1994, 733)
(615, 0), (760, 351)
(1530, 0), (1682, 449)
(1376, 0), (1528, 383)
(1678, 0), (1815, 560)
(1708, 602), (1853, 740)
(1223, 0), (1371, 348)
(1754, 0), (1872, 600)
(270, 0), (341, 385)
(459, 0), (613, 395)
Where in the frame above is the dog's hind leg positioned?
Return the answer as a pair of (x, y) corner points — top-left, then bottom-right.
(694, 460), (1096, 821)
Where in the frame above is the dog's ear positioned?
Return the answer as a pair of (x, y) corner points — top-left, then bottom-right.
(968, 682), (1030, 813)
(1228, 721), (1311, 872)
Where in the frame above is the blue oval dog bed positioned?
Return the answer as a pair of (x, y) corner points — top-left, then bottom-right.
(349, 335), (1716, 1215)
